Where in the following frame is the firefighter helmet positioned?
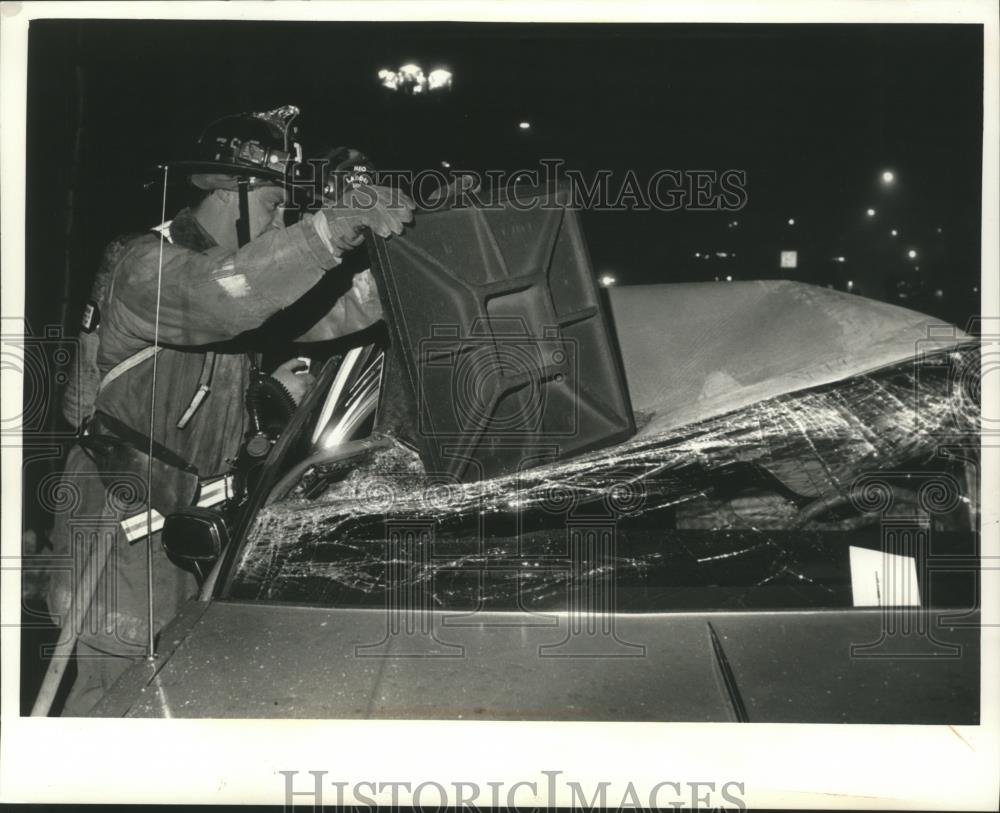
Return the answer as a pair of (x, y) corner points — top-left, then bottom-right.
(166, 104), (305, 191)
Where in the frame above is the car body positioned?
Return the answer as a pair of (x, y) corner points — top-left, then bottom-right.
(90, 277), (980, 722)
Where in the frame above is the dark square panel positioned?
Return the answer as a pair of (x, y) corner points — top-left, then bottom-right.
(370, 184), (635, 482)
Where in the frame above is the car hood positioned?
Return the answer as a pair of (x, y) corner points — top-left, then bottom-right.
(607, 280), (970, 436)
(95, 600), (978, 723)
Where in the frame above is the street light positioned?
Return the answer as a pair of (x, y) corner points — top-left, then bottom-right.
(518, 121), (532, 130)
(378, 69), (400, 90)
(866, 208), (876, 217)
(399, 63), (424, 90)
(881, 170), (895, 184)
(907, 249), (918, 259)
(787, 218), (795, 226)
(428, 68), (453, 90)
(890, 229), (898, 237)
(378, 64), (453, 95)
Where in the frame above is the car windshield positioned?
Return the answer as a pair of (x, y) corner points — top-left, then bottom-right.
(221, 344), (979, 613)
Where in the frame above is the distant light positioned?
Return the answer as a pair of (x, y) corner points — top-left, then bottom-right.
(694, 252), (701, 258)
(599, 273), (617, 287)
(398, 64), (425, 92)
(378, 69), (396, 89)
(780, 250), (798, 269)
(428, 68), (453, 90)
(881, 170), (895, 184)
(846, 280), (854, 290)
(934, 289), (944, 299)
(725, 275), (733, 282)
(936, 227), (943, 234)
(715, 251), (729, 258)
(440, 160), (451, 169)
(866, 208), (876, 217)
(832, 256), (846, 263)
(907, 249), (918, 259)
(973, 286), (979, 293)
(787, 218), (795, 226)
(379, 64), (452, 94)
(890, 229), (898, 237)
(518, 121), (531, 130)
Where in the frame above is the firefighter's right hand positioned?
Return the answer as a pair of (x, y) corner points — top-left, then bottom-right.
(322, 185), (416, 241)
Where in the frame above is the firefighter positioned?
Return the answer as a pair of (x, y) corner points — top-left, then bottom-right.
(45, 105), (414, 715)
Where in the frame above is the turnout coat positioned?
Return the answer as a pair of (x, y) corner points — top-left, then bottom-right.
(48, 206), (381, 709)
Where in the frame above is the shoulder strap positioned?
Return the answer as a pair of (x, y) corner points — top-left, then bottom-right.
(97, 345), (163, 394)
(94, 219), (217, 426)
(92, 226), (170, 397)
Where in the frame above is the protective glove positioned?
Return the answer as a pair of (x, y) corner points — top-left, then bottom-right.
(270, 357), (316, 407)
(310, 185), (415, 257)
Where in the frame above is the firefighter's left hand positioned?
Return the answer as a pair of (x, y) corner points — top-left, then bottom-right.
(270, 358), (315, 406)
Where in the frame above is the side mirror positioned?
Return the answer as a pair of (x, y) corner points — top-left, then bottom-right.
(162, 507), (230, 574)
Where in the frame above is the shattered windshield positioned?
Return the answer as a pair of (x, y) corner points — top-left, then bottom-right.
(223, 345), (980, 612)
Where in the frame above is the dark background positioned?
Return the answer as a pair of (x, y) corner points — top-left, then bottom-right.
(26, 20), (984, 336)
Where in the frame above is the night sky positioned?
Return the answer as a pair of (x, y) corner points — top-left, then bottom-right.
(26, 20), (984, 333)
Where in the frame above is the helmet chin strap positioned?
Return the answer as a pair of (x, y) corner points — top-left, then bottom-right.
(235, 177), (251, 248)
(235, 175), (265, 459)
